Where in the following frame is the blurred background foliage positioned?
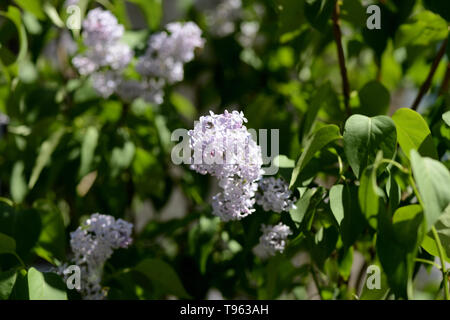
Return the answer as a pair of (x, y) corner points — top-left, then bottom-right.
(0, 0), (449, 300)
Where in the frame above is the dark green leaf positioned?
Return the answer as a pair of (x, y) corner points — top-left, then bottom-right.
(134, 258), (191, 299)
(377, 205), (424, 299)
(29, 127), (66, 189)
(358, 166), (384, 229)
(290, 125), (342, 187)
(330, 184), (366, 247)
(357, 81), (390, 117)
(79, 126), (99, 178)
(343, 114), (397, 178)
(0, 232), (16, 254)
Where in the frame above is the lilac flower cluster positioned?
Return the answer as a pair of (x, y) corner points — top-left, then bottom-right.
(72, 9), (204, 104)
(252, 222), (292, 259)
(188, 110), (263, 221)
(68, 213), (133, 300)
(205, 0), (242, 37)
(256, 177), (296, 213)
(135, 22), (205, 104)
(72, 8), (132, 98)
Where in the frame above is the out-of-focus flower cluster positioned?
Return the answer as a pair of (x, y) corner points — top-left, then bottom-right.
(136, 22), (205, 104)
(252, 222), (292, 259)
(64, 213), (133, 300)
(188, 110), (263, 221)
(72, 8), (132, 98)
(205, 0), (242, 37)
(256, 177), (296, 213)
(72, 8), (204, 104)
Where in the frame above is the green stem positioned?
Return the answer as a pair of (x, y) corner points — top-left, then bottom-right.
(431, 226), (449, 300)
(12, 252), (26, 269)
(415, 258), (442, 270)
(378, 159), (409, 174)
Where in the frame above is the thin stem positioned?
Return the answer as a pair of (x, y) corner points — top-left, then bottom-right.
(378, 159), (409, 174)
(332, 0), (351, 117)
(12, 252), (26, 269)
(415, 258), (442, 270)
(411, 38), (448, 111)
(310, 265), (323, 300)
(431, 226), (449, 300)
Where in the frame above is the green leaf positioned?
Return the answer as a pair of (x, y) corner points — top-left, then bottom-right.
(410, 150), (450, 231)
(299, 82), (340, 143)
(13, 0), (45, 20)
(304, 0), (334, 32)
(33, 200), (66, 263)
(395, 11), (448, 47)
(79, 127), (99, 178)
(343, 114), (397, 178)
(307, 226), (339, 270)
(0, 6), (28, 65)
(442, 111), (450, 127)
(421, 204), (450, 262)
(0, 270), (17, 300)
(377, 205), (424, 299)
(0, 204), (42, 257)
(122, 30), (149, 50)
(134, 258), (191, 299)
(0, 232), (16, 254)
(357, 81), (390, 117)
(273, 155), (295, 168)
(43, 3), (65, 28)
(290, 125), (342, 188)
(330, 184), (366, 248)
(27, 268), (67, 300)
(10, 161), (27, 203)
(29, 127), (66, 189)
(127, 0), (162, 30)
(170, 92), (197, 121)
(358, 166), (384, 229)
(359, 261), (390, 300)
(289, 188), (316, 224)
(275, 0), (307, 38)
(329, 184), (345, 225)
(392, 108), (438, 160)
(18, 59), (38, 83)
(110, 141), (136, 177)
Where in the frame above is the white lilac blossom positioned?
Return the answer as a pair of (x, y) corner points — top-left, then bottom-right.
(253, 223), (292, 259)
(188, 110), (263, 221)
(81, 8), (124, 46)
(91, 71), (120, 98)
(72, 8), (132, 97)
(256, 177), (296, 213)
(136, 22), (204, 85)
(68, 213), (133, 300)
(211, 180), (259, 221)
(72, 9), (203, 104)
(206, 0), (242, 37)
(141, 78), (165, 105)
(188, 110), (262, 182)
(237, 21), (260, 48)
